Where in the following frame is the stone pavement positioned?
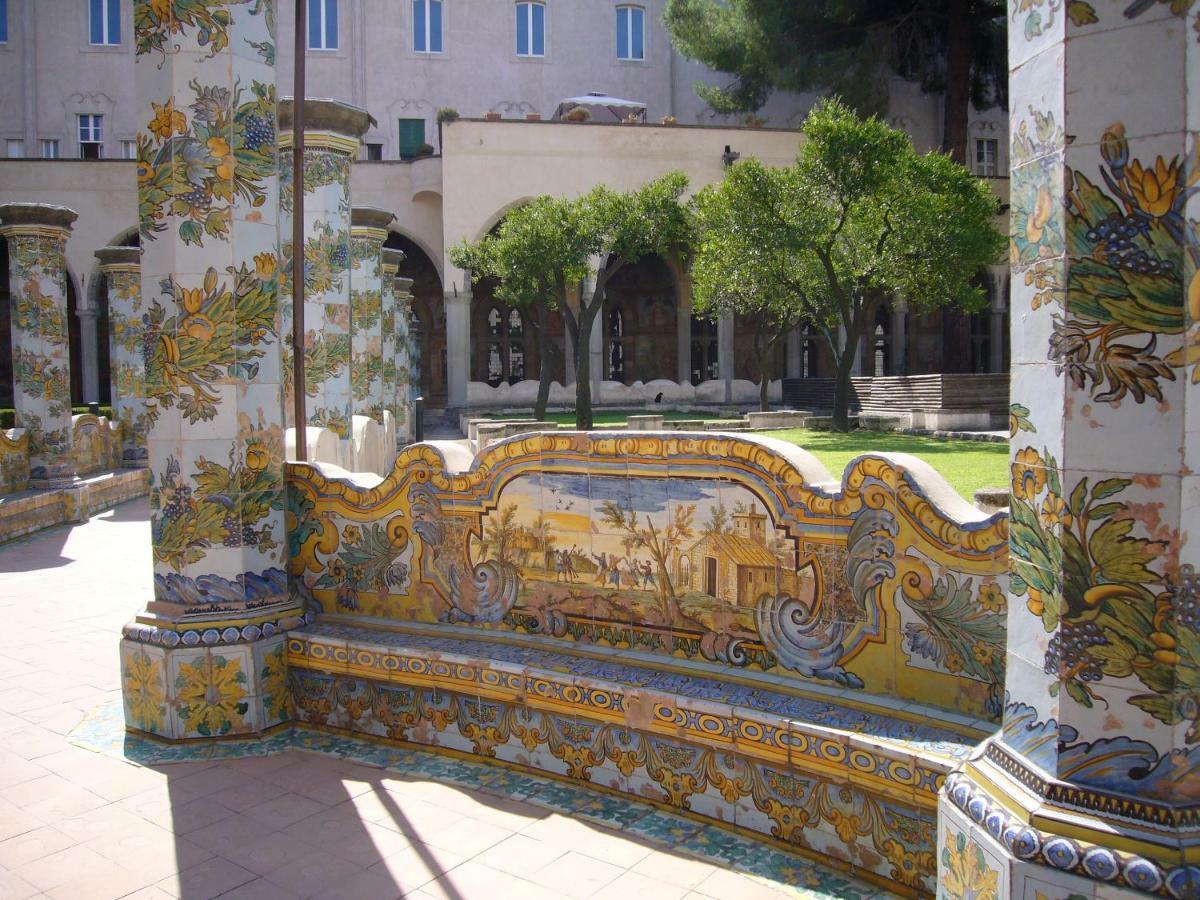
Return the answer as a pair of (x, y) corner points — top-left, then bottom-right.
(0, 499), (886, 900)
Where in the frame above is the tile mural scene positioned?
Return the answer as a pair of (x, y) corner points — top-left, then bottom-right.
(0, 0), (1194, 897)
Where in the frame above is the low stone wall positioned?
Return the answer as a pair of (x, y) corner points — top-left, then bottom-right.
(0, 429), (30, 495)
(467, 377), (783, 408)
(72, 414), (122, 477)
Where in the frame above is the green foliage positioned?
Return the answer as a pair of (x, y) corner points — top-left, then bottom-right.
(662, 0), (1006, 119)
(436, 107), (460, 124)
(692, 100), (1004, 428)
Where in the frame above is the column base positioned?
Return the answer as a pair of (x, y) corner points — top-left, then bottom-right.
(937, 739), (1193, 898)
(119, 608), (310, 741)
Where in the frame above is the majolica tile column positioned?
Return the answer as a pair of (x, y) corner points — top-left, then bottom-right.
(380, 248), (404, 438)
(279, 98), (371, 442)
(394, 272), (416, 444)
(939, 4), (1199, 897)
(349, 207), (395, 423)
(0, 203), (77, 489)
(120, 0), (298, 741)
(96, 246), (147, 468)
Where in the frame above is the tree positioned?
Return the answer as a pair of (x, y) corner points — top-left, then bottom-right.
(565, 174), (694, 428)
(663, 0), (1007, 163)
(691, 100), (1005, 432)
(483, 504), (520, 564)
(450, 197), (590, 420)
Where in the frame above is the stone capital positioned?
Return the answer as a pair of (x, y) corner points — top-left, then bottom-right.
(395, 276), (415, 297)
(381, 248), (406, 276)
(0, 202), (77, 238)
(279, 98), (374, 155)
(95, 245), (141, 273)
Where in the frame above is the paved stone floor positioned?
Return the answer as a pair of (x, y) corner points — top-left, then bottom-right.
(0, 499), (888, 900)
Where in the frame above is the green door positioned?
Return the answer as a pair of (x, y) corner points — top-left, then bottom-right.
(399, 118), (426, 159)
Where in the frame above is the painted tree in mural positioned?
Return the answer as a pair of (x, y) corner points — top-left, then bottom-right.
(450, 197), (590, 420)
(662, 0), (1007, 163)
(598, 499), (696, 622)
(692, 100), (1005, 431)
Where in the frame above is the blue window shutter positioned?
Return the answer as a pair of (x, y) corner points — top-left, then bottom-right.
(0, 0), (8, 44)
(107, 0), (120, 44)
(326, 0), (338, 48)
(429, 0), (442, 52)
(90, 0), (103, 44)
(632, 7), (643, 59)
(616, 7), (627, 59)
(532, 3), (544, 55)
(412, 0), (425, 51)
(516, 3), (528, 55)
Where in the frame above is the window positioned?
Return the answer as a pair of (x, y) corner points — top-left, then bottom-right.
(516, 2), (544, 57)
(5, 139), (23, 159)
(364, 142), (383, 161)
(308, 0), (338, 50)
(616, 5), (644, 61)
(78, 114), (103, 158)
(975, 138), (998, 177)
(606, 306), (625, 381)
(398, 118), (425, 159)
(0, 0), (8, 44)
(40, 139), (60, 159)
(120, 140), (136, 159)
(484, 304), (525, 386)
(89, 0), (120, 45)
(690, 315), (717, 385)
(413, 0), (442, 53)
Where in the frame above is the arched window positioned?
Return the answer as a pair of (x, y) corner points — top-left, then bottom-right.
(484, 304), (526, 386)
(873, 307), (890, 376)
(606, 306), (625, 381)
(800, 322), (820, 378)
(516, 2), (545, 57)
(690, 315), (718, 385)
(679, 555), (691, 588)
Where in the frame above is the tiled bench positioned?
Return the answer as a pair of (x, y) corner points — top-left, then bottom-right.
(288, 620), (990, 897)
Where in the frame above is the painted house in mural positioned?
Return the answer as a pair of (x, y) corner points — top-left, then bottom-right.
(675, 508), (798, 605)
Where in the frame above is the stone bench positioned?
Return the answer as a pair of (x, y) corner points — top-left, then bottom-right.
(287, 622), (986, 895)
(286, 430), (1008, 896)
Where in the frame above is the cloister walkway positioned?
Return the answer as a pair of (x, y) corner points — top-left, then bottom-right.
(0, 499), (887, 900)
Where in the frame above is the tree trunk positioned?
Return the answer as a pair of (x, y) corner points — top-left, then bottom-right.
(534, 301), (555, 421)
(942, 0), (972, 164)
(574, 306), (596, 429)
(759, 371), (770, 412)
(831, 323), (860, 433)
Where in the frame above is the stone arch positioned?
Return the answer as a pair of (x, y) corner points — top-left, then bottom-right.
(472, 196), (535, 243)
(387, 230), (446, 406)
(603, 253), (679, 384)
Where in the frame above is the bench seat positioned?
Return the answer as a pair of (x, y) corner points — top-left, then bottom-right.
(288, 620), (991, 896)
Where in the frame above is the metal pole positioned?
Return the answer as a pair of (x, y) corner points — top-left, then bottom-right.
(291, 0), (308, 460)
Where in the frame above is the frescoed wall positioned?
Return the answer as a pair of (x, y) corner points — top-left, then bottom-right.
(288, 432), (1009, 720)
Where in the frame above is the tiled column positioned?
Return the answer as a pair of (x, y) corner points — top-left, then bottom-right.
(76, 303), (101, 404)
(349, 207), (394, 422)
(120, 1), (299, 741)
(938, 5), (1200, 897)
(0, 203), (78, 489)
(96, 246), (147, 468)
(395, 274), (418, 443)
(380, 249), (405, 439)
(278, 98), (371, 441)
(445, 286), (470, 411)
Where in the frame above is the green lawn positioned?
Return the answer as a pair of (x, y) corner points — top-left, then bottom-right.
(485, 409), (730, 426)
(765, 428), (1009, 500)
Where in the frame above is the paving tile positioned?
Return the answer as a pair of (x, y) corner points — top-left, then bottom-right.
(157, 856), (258, 900)
(0, 867), (41, 900)
(528, 849), (628, 898)
(631, 849), (722, 889)
(472, 832), (569, 878)
(420, 860), (564, 900)
(592, 869), (691, 900)
(0, 824), (76, 869)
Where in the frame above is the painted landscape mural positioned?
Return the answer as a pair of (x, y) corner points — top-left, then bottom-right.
(288, 433), (1010, 720)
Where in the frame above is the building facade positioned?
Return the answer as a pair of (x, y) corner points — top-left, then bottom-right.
(0, 0), (1011, 413)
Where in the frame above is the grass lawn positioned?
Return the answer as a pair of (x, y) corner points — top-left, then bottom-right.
(485, 409), (730, 426)
(765, 428), (1009, 500)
